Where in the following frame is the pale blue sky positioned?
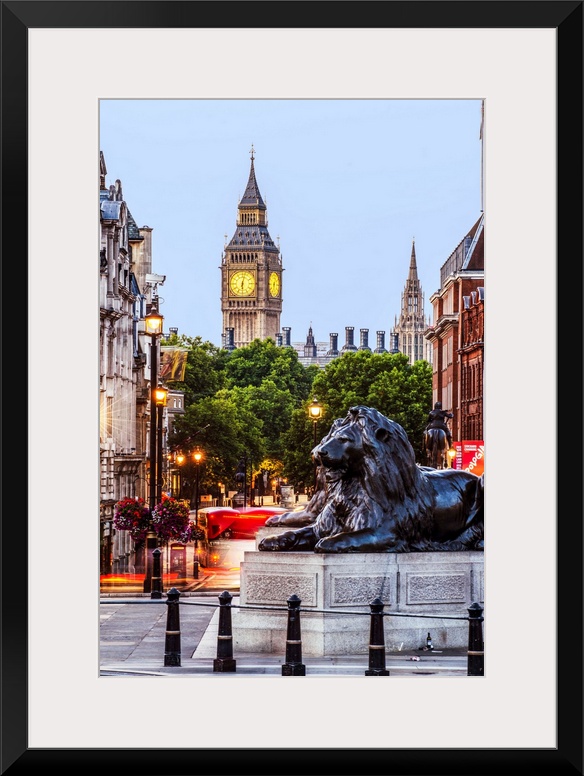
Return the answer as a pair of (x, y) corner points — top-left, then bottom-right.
(99, 99), (483, 347)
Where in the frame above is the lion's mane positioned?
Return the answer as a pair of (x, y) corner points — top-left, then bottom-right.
(312, 406), (437, 548)
(261, 405), (483, 553)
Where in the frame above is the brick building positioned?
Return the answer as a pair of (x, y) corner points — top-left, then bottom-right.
(424, 213), (484, 446)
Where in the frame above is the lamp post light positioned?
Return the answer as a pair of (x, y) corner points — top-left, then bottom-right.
(154, 385), (168, 504)
(193, 448), (203, 526)
(192, 448), (204, 576)
(308, 397), (323, 491)
(144, 304), (164, 594)
(145, 306), (164, 509)
(448, 447), (457, 469)
(174, 451), (185, 498)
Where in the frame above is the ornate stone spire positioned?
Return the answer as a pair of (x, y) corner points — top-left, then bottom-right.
(408, 238), (419, 281)
(240, 144), (266, 208)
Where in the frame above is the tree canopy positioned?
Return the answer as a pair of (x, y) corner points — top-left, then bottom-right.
(161, 334), (228, 405)
(310, 350), (432, 457)
(165, 335), (432, 498)
(281, 352), (433, 487)
(224, 338), (314, 400)
(168, 393), (265, 500)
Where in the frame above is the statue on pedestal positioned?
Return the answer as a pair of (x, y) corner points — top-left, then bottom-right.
(259, 406), (483, 554)
(424, 402), (454, 469)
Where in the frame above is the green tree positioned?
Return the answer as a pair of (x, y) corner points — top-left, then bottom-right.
(224, 338), (314, 401)
(304, 351), (432, 460)
(163, 334), (228, 406)
(227, 380), (297, 461)
(281, 405), (317, 494)
(168, 393), (265, 499)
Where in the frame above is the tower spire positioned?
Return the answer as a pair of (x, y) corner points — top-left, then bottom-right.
(240, 145), (265, 208)
(408, 238), (418, 280)
(221, 147), (282, 348)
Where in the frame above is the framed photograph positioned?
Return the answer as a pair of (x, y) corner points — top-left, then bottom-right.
(5, 1), (581, 773)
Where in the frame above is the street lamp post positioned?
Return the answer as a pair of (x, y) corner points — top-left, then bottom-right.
(308, 397), (323, 492)
(192, 448), (203, 577)
(193, 449), (203, 526)
(154, 385), (168, 503)
(174, 452), (185, 497)
(144, 304), (163, 594)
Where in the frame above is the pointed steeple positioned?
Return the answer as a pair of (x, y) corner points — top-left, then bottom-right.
(389, 237), (428, 365)
(304, 324), (317, 358)
(408, 238), (419, 281)
(227, 146), (277, 251)
(240, 144), (266, 208)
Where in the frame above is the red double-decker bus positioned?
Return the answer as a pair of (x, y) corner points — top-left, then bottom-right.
(200, 505), (287, 541)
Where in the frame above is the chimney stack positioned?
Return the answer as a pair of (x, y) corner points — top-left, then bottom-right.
(359, 328), (371, 351)
(224, 327), (235, 351)
(374, 330), (387, 354)
(327, 332), (339, 356)
(341, 326), (358, 352)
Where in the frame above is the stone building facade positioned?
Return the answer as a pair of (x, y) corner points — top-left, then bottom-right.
(99, 151), (166, 574)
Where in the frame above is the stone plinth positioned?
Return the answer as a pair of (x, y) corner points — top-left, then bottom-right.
(231, 528), (484, 656)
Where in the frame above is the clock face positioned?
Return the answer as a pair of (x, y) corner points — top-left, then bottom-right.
(229, 270), (256, 297)
(269, 271), (281, 297)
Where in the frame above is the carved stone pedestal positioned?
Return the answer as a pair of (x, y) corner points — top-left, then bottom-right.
(231, 528), (484, 656)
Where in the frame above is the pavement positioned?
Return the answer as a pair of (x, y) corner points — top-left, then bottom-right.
(99, 572), (471, 678)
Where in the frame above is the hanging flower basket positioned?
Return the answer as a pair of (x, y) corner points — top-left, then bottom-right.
(113, 497), (150, 542)
(176, 520), (205, 545)
(151, 496), (190, 542)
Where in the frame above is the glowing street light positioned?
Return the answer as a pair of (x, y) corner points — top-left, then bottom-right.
(144, 307), (164, 336)
(193, 448), (204, 525)
(144, 303), (164, 594)
(154, 385), (168, 503)
(308, 397), (323, 490)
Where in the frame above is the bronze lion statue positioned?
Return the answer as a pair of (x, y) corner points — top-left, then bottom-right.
(258, 405), (483, 553)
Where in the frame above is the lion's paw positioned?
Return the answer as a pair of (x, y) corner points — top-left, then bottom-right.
(314, 536), (346, 553)
(258, 535), (283, 551)
(258, 531), (298, 552)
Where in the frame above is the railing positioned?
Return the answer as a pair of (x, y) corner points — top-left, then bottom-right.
(100, 588), (484, 677)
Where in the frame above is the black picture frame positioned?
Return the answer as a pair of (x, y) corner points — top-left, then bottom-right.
(3, 1), (582, 774)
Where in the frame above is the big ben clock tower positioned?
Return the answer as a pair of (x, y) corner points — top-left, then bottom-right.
(220, 146), (283, 348)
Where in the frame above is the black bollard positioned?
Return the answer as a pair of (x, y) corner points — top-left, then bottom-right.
(282, 594), (306, 676)
(467, 601), (484, 676)
(365, 597), (390, 676)
(151, 548), (163, 599)
(164, 587), (181, 666)
(213, 591), (237, 672)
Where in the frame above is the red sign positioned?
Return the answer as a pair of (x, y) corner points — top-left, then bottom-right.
(458, 440), (485, 477)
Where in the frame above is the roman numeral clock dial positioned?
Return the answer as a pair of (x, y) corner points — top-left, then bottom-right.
(229, 270), (256, 297)
(269, 271), (281, 297)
